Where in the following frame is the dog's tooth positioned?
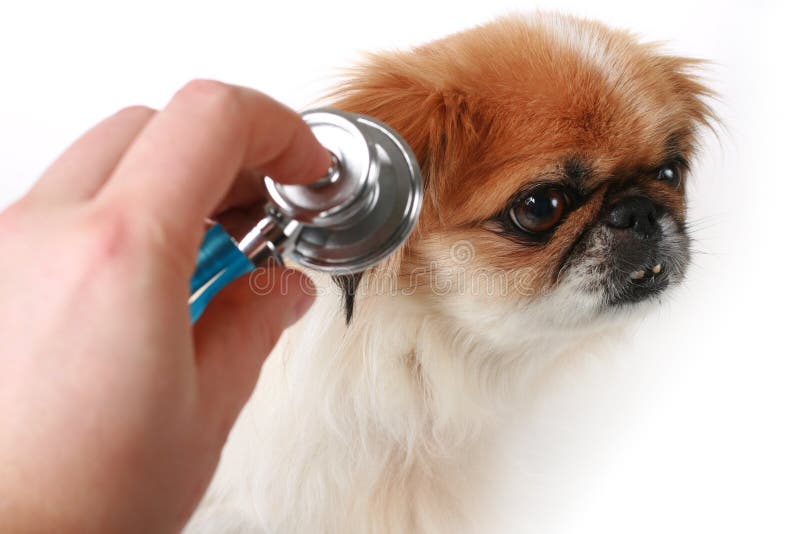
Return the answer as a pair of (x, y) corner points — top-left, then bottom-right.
(652, 263), (662, 274)
(631, 270), (646, 280)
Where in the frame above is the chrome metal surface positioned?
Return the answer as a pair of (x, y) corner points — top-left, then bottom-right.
(266, 110), (376, 227)
(236, 211), (302, 266)
(261, 108), (422, 274)
(285, 111), (423, 274)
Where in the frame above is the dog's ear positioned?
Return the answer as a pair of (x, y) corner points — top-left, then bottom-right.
(325, 52), (489, 323)
(328, 52), (489, 225)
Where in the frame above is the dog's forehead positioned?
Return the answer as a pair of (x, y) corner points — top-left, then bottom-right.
(482, 70), (695, 189)
(478, 102), (690, 194)
(473, 27), (695, 167)
(514, 82), (680, 154)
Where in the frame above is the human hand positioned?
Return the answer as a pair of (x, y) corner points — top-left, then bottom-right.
(0, 81), (329, 533)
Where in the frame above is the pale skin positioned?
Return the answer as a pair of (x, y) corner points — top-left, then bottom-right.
(0, 80), (330, 533)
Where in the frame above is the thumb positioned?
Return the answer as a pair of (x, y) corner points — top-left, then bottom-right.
(193, 266), (315, 429)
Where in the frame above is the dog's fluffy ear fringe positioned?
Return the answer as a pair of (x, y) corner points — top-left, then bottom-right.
(325, 54), (489, 220)
(323, 54), (488, 323)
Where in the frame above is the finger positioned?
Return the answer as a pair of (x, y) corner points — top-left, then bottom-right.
(215, 203), (268, 241)
(28, 106), (155, 204)
(193, 266), (315, 426)
(212, 169), (267, 216)
(99, 80), (331, 248)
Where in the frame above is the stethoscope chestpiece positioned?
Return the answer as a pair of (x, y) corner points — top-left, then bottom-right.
(269, 109), (422, 274)
(188, 108), (423, 322)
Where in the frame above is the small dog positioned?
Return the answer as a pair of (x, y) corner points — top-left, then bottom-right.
(187, 12), (713, 533)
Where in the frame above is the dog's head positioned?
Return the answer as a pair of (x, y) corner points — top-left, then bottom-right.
(331, 13), (714, 342)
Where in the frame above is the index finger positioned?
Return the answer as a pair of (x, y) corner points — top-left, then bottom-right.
(98, 80), (331, 243)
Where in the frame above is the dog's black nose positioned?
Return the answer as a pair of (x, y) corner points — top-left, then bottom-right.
(606, 196), (659, 238)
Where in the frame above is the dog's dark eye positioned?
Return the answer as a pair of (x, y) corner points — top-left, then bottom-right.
(510, 187), (568, 234)
(655, 163), (682, 186)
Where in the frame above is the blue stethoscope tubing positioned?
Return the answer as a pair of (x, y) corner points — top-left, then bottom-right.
(188, 224), (256, 323)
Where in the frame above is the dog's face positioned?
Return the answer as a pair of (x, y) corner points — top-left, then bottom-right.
(332, 14), (713, 340)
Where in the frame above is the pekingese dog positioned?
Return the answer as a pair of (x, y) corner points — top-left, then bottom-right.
(187, 12), (713, 533)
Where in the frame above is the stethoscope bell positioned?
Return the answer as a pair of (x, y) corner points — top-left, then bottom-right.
(188, 109), (423, 323)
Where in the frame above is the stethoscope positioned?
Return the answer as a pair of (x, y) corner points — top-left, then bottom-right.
(188, 109), (423, 323)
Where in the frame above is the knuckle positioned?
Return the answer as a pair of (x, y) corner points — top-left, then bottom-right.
(180, 78), (229, 96)
(84, 204), (181, 264)
(177, 79), (241, 115)
(175, 79), (246, 140)
(115, 104), (156, 122)
(82, 205), (139, 262)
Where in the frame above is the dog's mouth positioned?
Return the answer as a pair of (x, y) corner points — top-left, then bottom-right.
(608, 259), (671, 305)
(560, 214), (689, 309)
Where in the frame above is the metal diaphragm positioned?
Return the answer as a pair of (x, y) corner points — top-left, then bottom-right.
(265, 109), (423, 274)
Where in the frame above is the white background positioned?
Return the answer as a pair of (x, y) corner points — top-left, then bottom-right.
(0, 1), (796, 533)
